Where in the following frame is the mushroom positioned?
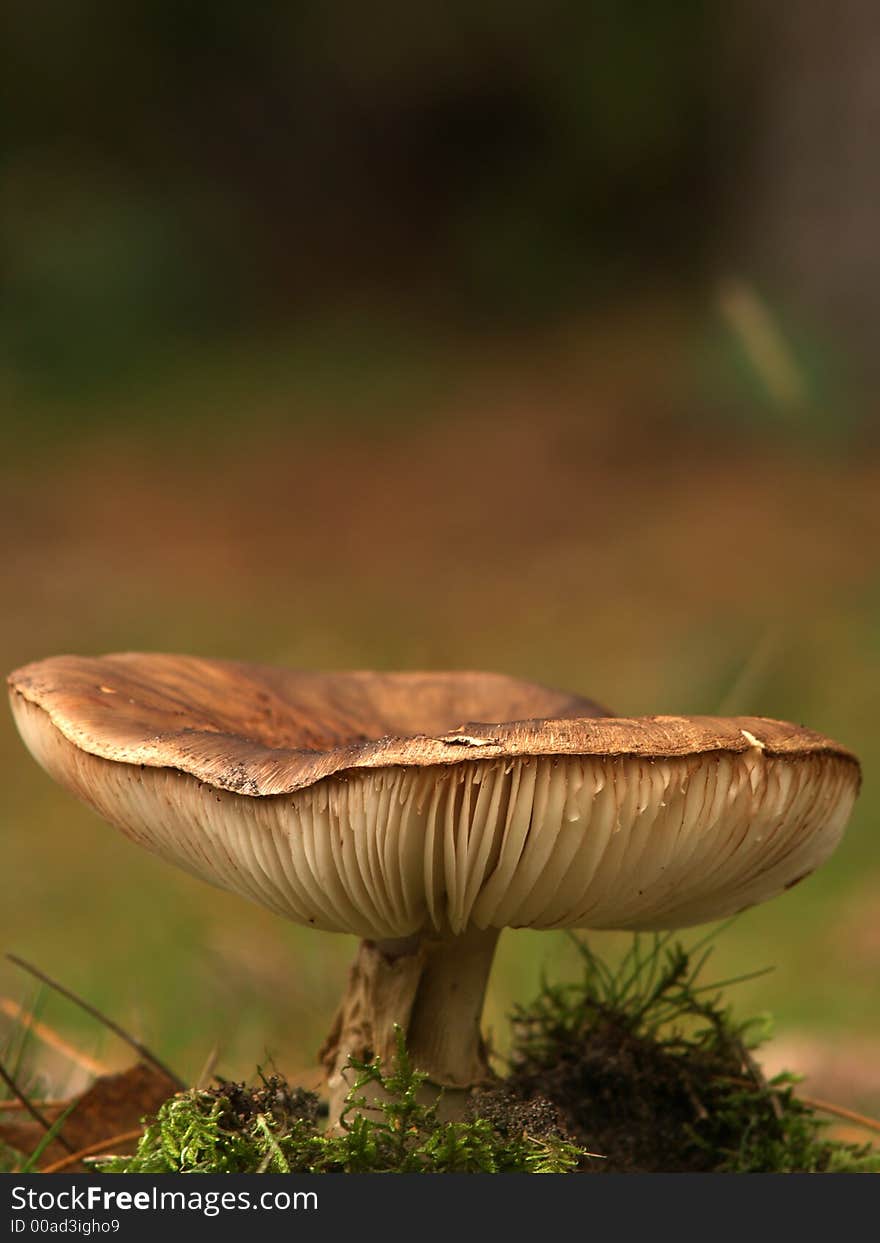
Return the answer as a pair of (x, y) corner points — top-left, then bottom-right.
(7, 653), (861, 1124)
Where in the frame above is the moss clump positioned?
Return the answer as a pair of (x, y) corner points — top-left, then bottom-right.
(99, 1039), (583, 1174)
(503, 932), (879, 1173)
(96, 932), (878, 1175)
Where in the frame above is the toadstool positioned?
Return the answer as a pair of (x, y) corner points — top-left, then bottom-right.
(7, 653), (861, 1123)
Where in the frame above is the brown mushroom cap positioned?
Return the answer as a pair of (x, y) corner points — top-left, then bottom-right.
(8, 653), (860, 940)
(7, 654), (612, 795)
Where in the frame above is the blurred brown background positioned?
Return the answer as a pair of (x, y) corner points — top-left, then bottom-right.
(2, 2), (879, 1118)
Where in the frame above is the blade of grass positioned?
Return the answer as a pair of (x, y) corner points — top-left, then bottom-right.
(716, 625), (780, 716)
(255, 1114), (290, 1174)
(0, 997), (109, 1076)
(8, 987), (46, 1084)
(687, 966), (775, 996)
(566, 932), (617, 999)
(644, 966), (776, 1033)
(19, 1103), (78, 1172)
(641, 933), (680, 1002)
(6, 954), (184, 1090)
(0, 1057), (74, 1153)
(195, 1044), (220, 1090)
(682, 918), (739, 961)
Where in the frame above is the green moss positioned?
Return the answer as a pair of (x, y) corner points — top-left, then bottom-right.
(99, 1037), (582, 1174)
(89, 933), (880, 1174)
(504, 931), (880, 1173)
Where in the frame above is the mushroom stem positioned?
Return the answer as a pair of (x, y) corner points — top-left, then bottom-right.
(320, 926), (500, 1128)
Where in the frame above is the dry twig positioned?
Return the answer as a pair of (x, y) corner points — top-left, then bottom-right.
(6, 954), (184, 1090)
(40, 1129), (144, 1174)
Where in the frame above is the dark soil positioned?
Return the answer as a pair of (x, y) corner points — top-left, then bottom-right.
(5, 939), (867, 1173)
(494, 1014), (796, 1173)
(204, 1075), (321, 1132)
(466, 1085), (569, 1146)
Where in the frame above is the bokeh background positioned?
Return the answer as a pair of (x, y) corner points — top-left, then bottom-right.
(2, 3), (879, 1116)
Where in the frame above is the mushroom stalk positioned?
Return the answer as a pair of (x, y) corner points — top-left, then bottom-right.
(320, 926), (500, 1127)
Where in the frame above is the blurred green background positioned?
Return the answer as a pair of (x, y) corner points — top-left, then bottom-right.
(2, 3), (879, 1110)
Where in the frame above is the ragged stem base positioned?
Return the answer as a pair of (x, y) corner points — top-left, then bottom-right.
(320, 926), (500, 1128)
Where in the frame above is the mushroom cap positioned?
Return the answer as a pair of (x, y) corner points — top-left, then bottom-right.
(8, 653), (860, 940)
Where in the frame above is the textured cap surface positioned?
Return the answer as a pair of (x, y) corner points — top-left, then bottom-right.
(8, 653), (854, 793)
(9, 653), (613, 795)
(8, 654), (861, 940)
